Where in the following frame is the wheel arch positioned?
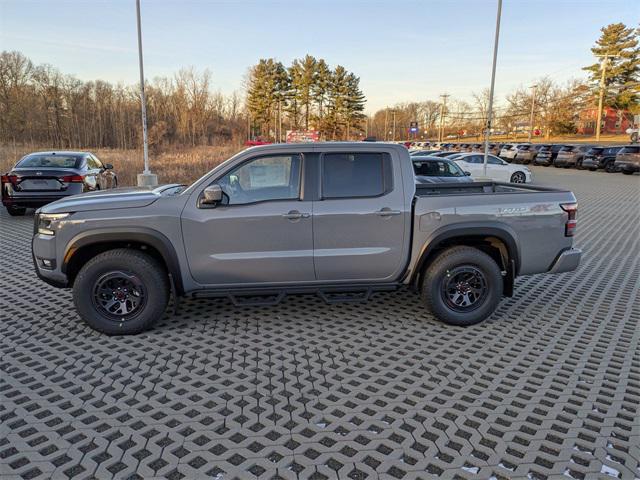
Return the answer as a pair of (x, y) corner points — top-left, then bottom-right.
(411, 224), (519, 296)
(63, 228), (184, 294)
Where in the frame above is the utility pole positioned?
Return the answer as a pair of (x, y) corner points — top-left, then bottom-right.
(392, 110), (397, 141)
(384, 109), (388, 141)
(482, 0), (502, 177)
(527, 84), (537, 143)
(595, 54), (618, 141)
(135, 0), (157, 186)
(438, 94), (449, 142)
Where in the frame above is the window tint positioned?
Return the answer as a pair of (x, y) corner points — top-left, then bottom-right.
(17, 154), (81, 168)
(322, 152), (388, 198)
(487, 156), (503, 165)
(218, 154), (302, 205)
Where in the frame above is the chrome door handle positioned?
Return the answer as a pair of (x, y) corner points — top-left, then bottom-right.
(282, 210), (310, 220)
(376, 208), (401, 217)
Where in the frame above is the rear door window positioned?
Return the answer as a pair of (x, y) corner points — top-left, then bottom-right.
(321, 152), (391, 199)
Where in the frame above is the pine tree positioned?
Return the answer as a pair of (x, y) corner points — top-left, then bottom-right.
(312, 59), (331, 132)
(344, 72), (366, 138)
(583, 23), (640, 110)
(290, 55), (317, 130)
(246, 58), (288, 139)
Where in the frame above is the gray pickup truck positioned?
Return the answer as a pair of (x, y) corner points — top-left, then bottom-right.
(32, 143), (581, 335)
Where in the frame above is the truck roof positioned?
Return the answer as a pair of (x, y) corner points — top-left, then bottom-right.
(243, 142), (408, 153)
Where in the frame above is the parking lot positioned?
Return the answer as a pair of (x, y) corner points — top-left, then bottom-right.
(1, 166), (638, 479)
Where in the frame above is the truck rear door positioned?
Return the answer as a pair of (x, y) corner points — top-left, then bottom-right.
(312, 150), (408, 281)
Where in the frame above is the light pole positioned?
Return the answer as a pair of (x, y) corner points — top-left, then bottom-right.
(482, 0), (502, 177)
(527, 84), (537, 143)
(135, 0), (157, 187)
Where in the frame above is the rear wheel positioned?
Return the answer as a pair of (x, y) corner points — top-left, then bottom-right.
(421, 246), (503, 326)
(6, 205), (26, 216)
(604, 161), (617, 173)
(622, 170), (634, 175)
(510, 171), (526, 183)
(73, 248), (169, 335)
(576, 160), (583, 170)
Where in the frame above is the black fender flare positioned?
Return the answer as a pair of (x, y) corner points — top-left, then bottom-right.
(411, 223), (520, 286)
(62, 227), (184, 294)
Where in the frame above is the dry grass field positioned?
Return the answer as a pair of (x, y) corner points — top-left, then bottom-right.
(0, 144), (243, 186)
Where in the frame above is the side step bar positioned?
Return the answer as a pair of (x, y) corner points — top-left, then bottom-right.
(189, 283), (399, 307)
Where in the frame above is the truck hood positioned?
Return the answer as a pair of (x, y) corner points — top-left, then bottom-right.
(39, 187), (162, 213)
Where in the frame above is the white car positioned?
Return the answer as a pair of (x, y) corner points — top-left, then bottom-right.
(452, 153), (532, 183)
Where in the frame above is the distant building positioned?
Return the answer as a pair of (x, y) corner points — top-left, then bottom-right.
(577, 107), (633, 135)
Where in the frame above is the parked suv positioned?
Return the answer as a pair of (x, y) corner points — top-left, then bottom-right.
(554, 145), (593, 168)
(533, 144), (564, 166)
(513, 144), (545, 164)
(614, 145), (640, 174)
(581, 146), (623, 172)
(498, 144), (520, 162)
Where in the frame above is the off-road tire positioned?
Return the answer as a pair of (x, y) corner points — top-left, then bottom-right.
(73, 248), (169, 335)
(421, 246), (503, 326)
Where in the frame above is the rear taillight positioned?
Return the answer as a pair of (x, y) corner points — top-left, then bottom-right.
(1, 174), (19, 186)
(59, 175), (85, 183)
(561, 203), (577, 237)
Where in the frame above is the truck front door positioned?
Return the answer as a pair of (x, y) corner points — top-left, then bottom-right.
(181, 153), (315, 286)
(312, 151), (407, 282)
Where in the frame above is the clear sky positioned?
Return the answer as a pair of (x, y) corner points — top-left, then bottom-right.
(0, 0), (637, 112)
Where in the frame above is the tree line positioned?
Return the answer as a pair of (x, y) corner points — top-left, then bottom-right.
(245, 55), (366, 141)
(0, 51), (246, 150)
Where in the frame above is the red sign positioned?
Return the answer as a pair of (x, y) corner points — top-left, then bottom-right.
(286, 130), (320, 143)
(533, 129), (541, 136)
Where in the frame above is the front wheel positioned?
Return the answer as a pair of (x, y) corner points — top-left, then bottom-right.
(604, 162), (617, 173)
(510, 171), (526, 183)
(622, 170), (634, 175)
(73, 248), (169, 335)
(421, 246), (503, 326)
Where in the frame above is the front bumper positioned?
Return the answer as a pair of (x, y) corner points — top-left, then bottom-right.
(32, 234), (69, 288)
(548, 248), (582, 274)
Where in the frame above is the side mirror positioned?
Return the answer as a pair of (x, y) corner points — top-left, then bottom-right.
(104, 163), (114, 170)
(201, 184), (223, 206)
(464, 171), (472, 176)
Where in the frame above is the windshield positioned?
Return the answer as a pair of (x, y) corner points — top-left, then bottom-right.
(17, 154), (82, 168)
(413, 159), (464, 177)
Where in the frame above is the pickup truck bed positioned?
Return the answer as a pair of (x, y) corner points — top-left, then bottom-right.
(32, 142), (581, 335)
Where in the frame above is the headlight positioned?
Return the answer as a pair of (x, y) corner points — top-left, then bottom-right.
(38, 213), (70, 236)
